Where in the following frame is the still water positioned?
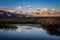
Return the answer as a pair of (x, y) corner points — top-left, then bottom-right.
(0, 24), (60, 40)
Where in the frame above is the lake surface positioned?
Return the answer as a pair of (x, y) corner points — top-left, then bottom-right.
(0, 24), (60, 40)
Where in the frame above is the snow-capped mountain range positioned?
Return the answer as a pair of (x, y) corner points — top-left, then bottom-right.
(0, 8), (60, 17)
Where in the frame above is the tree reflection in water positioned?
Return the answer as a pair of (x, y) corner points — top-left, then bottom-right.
(43, 28), (60, 37)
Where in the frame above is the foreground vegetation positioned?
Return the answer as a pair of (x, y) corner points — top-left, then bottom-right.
(0, 17), (60, 28)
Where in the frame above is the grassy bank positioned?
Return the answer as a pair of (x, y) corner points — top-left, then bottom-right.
(0, 17), (60, 28)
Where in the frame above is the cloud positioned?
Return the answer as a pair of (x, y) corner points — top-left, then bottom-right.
(16, 6), (22, 10)
(0, 6), (9, 10)
(26, 5), (32, 10)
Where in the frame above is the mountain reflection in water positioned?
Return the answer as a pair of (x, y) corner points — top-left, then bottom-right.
(0, 24), (42, 32)
(0, 24), (60, 40)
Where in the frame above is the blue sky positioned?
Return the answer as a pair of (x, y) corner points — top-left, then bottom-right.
(0, 0), (60, 9)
